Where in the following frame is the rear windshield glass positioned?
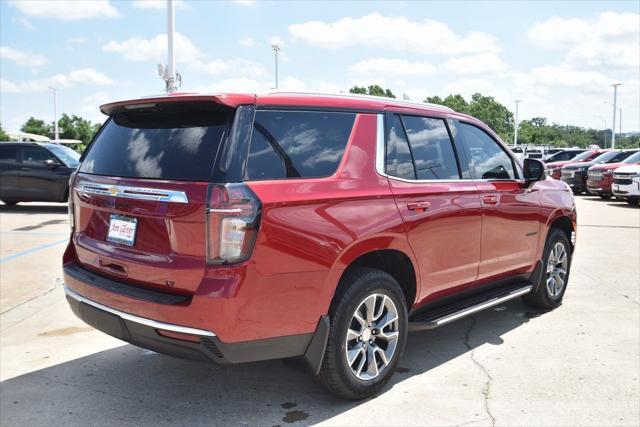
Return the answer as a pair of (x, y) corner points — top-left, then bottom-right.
(246, 110), (355, 180)
(624, 151), (640, 163)
(80, 103), (231, 181)
(571, 151), (595, 161)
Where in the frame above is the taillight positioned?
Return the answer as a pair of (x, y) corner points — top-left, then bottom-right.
(206, 183), (261, 264)
(68, 171), (78, 231)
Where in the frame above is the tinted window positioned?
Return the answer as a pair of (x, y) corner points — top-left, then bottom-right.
(609, 151), (635, 163)
(0, 146), (18, 162)
(624, 151), (640, 163)
(79, 103), (230, 180)
(385, 114), (415, 180)
(246, 111), (355, 180)
(571, 151), (596, 161)
(401, 116), (459, 180)
(23, 147), (55, 164)
(43, 144), (80, 168)
(458, 123), (515, 180)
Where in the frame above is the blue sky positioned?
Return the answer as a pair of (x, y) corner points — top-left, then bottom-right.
(1, 0), (639, 135)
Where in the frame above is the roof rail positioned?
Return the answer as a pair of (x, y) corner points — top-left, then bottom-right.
(264, 90), (455, 112)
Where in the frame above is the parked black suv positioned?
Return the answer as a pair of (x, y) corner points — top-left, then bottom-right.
(0, 142), (80, 205)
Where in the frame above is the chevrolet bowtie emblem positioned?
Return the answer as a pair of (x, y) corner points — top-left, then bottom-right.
(108, 186), (120, 196)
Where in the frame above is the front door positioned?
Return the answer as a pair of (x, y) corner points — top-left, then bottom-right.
(452, 121), (541, 281)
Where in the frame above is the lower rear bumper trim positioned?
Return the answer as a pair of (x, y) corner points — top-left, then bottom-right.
(64, 285), (216, 337)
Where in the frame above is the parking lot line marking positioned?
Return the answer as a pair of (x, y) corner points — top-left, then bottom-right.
(1, 231), (69, 236)
(0, 239), (68, 264)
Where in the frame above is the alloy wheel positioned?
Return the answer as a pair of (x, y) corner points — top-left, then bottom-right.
(546, 242), (568, 298)
(344, 293), (399, 381)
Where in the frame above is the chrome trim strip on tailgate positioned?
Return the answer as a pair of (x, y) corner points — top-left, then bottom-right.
(75, 183), (189, 203)
(64, 285), (216, 337)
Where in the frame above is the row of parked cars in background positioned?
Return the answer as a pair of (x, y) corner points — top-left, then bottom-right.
(542, 148), (640, 205)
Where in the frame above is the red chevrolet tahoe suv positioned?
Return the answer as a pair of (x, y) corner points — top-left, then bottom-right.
(63, 92), (577, 399)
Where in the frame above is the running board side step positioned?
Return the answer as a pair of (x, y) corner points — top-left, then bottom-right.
(408, 284), (532, 331)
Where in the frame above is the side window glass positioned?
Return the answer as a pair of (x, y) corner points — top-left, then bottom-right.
(385, 114), (416, 180)
(401, 116), (460, 180)
(458, 123), (516, 180)
(246, 111), (355, 180)
(22, 147), (54, 165)
(0, 146), (18, 162)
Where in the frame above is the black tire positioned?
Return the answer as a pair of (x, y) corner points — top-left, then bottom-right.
(1, 200), (18, 206)
(317, 268), (408, 400)
(628, 199), (640, 206)
(599, 194), (611, 200)
(523, 228), (572, 310)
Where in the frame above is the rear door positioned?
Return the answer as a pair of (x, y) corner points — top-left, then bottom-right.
(0, 145), (21, 201)
(452, 121), (540, 281)
(385, 113), (482, 300)
(72, 101), (234, 294)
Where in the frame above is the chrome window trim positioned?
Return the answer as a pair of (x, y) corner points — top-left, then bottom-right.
(375, 114), (527, 185)
(75, 182), (189, 203)
(64, 286), (216, 337)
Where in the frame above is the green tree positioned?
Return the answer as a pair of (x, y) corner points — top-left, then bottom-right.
(349, 85), (396, 98)
(57, 114), (97, 145)
(21, 117), (51, 137)
(0, 123), (9, 141)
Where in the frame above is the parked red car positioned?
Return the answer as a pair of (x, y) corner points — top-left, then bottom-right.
(64, 92), (577, 399)
(587, 151), (640, 198)
(545, 150), (604, 180)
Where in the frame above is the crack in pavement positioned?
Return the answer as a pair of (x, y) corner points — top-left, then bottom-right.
(464, 316), (496, 427)
(622, 294), (640, 306)
(0, 281), (60, 315)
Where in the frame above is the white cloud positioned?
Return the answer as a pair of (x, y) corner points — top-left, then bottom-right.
(192, 77), (266, 93)
(443, 53), (508, 75)
(232, 0), (256, 5)
(82, 91), (111, 121)
(0, 69), (113, 93)
(268, 36), (285, 48)
(349, 58), (437, 77)
(132, 0), (190, 10)
(530, 66), (613, 89)
(0, 78), (20, 94)
(289, 13), (500, 55)
(190, 59), (267, 78)
(68, 36), (88, 45)
(528, 12), (640, 69)
(12, 17), (33, 30)
(239, 37), (256, 47)
(103, 33), (201, 63)
(9, 0), (118, 21)
(0, 46), (46, 68)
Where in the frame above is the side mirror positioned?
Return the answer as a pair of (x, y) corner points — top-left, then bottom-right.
(523, 158), (545, 184)
(44, 159), (61, 169)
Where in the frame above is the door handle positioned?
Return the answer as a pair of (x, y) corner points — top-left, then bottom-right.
(482, 195), (499, 206)
(407, 201), (431, 212)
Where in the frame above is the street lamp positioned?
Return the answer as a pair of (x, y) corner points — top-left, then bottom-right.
(271, 44), (281, 89)
(610, 83), (622, 149)
(513, 100), (522, 147)
(49, 87), (59, 140)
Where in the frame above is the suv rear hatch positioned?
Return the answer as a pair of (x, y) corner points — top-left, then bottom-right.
(71, 100), (237, 294)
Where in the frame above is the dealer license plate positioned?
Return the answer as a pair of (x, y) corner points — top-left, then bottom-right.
(107, 215), (137, 246)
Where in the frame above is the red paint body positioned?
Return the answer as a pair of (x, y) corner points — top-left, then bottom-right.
(64, 93), (576, 345)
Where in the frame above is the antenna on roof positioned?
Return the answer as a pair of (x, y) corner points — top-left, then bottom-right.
(158, 0), (180, 93)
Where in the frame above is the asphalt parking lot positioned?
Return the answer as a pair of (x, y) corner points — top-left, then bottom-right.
(0, 196), (638, 427)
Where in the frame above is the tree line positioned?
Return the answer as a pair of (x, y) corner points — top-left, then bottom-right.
(1, 88), (638, 152)
(349, 85), (639, 149)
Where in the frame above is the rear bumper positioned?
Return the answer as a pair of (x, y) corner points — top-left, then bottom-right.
(65, 284), (328, 368)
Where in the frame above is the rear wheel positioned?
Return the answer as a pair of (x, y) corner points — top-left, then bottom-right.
(317, 268), (408, 400)
(523, 228), (572, 310)
(599, 194), (611, 199)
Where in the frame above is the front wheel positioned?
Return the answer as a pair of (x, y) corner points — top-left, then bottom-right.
(317, 268), (408, 400)
(523, 228), (572, 310)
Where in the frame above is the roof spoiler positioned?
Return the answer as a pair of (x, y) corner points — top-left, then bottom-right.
(100, 93), (256, 116)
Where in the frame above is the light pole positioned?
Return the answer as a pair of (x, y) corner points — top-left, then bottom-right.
(49, 87), (59, 140)
(513, 100), (522, 147)
(271, 44), (281, 89)
(611, 83), (622, 149)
